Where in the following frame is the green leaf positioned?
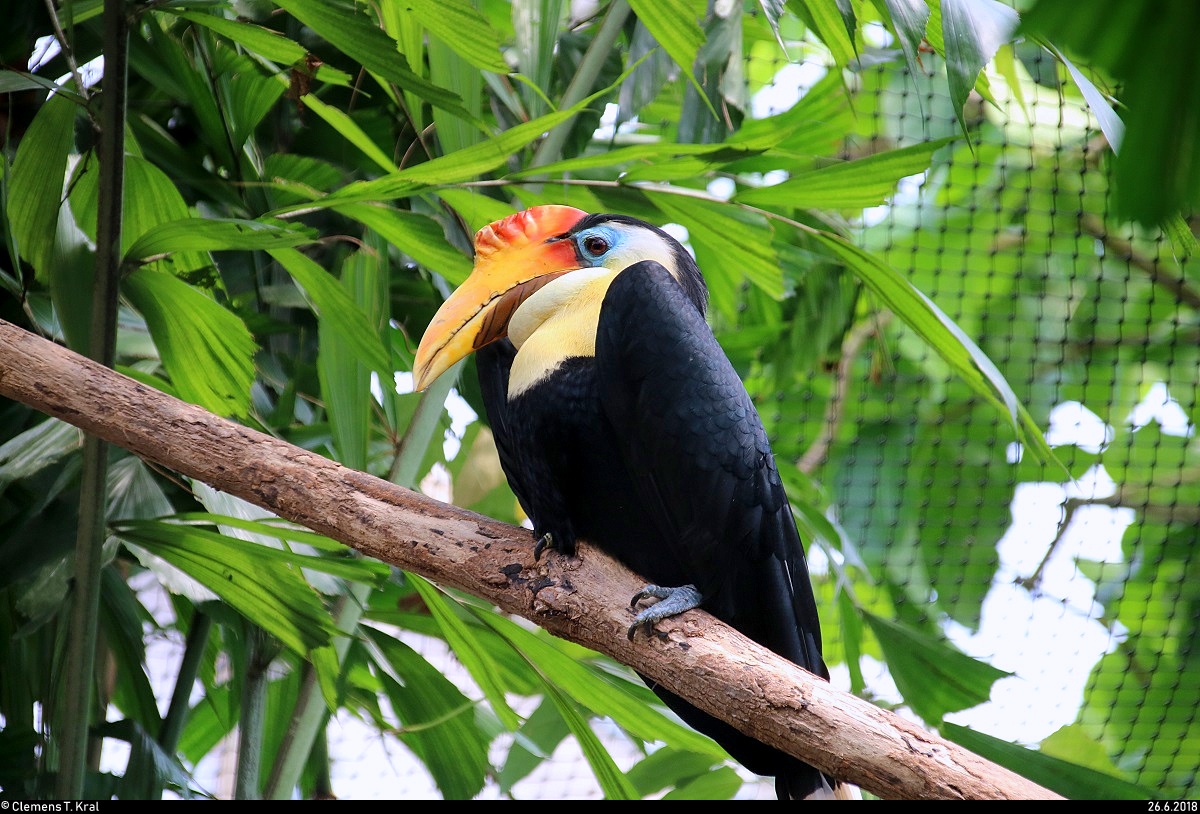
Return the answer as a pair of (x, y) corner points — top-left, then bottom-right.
(96, 719), (201, 799)
(790, 0), (857, 65)
(941, 722), (1155, 800)
(625, 747), (735, 798)
(8, 91), (75, 274)
(812, 232), (1057, 466)
(169, 9), (352, 86)
(124, 218), (316, 262)
(118, 517), (386, 587)
(269, 247), (392, 375)
(627, 0), (712, 117)
(408, 576), (521, 729)
(649, 194), (785, 303)
(508, 141), (718, 180)
(165, 512), (353, 554)
(284, 85), (399, 173)
(332, 204), (472, 285)
(735, 138), (954, 210)
(121, 268), (258, 417)
(99, 568), (160, 727)
(0, 418), (82, 488)
(475, 612), (726, 759)
(863, 613), (1009, 723)
(661, 764), (743, 800)
(1021, 0), (1200, 226)
(323, 106), (580, 206)
(72, 154), (211, 274)
(1045, 43), (1124, 155)
(495, 698), (570, 792)
(544, 678), (640, 800)
(403, 0), (509, 73)
(314, 250), (379, 471)
(941, 0), (1018, 138)
(272, 0), (481, 126)
(114, 519), (337, 655)
(882, 0), (932, 79)
(365, 627), (491, 799)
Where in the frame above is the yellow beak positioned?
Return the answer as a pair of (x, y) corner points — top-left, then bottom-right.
(412, 205), (590, 391)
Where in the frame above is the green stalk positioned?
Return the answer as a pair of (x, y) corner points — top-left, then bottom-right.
(54, 0), (128, 798)
(235, 627), (270, 799)
(529, 0), (632, 172)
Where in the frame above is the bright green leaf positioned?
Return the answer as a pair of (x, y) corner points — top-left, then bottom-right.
(404, 0), (509, 73)
(122, 268), (257, 417)
(864, 613), (1009, 723)
(115, 519), (338, 655)
(124, 218), (315, 262)
(942, 722), (1154, 800)
(735, 138), (954, 210)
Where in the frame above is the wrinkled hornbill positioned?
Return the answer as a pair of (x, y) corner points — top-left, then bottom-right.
(414, 205), (849, 799)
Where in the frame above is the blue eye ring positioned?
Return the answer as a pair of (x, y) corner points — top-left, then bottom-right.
(582, 234), (609, 257)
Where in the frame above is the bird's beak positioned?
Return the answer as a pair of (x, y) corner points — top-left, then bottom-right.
(412, 205), (589, 391)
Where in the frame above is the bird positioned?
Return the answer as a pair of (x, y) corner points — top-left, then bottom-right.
(413, 205), (847, 799)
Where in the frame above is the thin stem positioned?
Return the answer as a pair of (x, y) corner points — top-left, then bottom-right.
(528, 0), (632, 173)
(53, 0), (128, 798)
(42, 0), (94, 107)
(159, 612), (213, 752)
(235, 627), (270, 800)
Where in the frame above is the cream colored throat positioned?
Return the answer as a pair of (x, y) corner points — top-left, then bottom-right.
(506, 268), (616, 399)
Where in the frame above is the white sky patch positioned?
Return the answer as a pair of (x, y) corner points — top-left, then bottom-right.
(707, 176), (736, 201)
(1044, 401), (1113, 453)
(751, 61), (828, 118)
(1128, 381), (1194, 436)
(861, 21), (895, 49)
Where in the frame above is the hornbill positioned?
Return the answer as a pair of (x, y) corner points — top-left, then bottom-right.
(413, 205), (846, 799)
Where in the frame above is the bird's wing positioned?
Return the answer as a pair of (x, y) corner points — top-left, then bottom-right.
(595, 261), (827, 677)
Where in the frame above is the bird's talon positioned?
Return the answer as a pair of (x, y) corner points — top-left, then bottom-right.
(533, 532), (554, 561)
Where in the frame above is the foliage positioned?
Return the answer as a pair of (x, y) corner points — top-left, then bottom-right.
(0, 0), (1194, 801)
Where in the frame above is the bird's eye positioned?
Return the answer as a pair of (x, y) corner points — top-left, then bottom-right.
(582, 235), (609, 257)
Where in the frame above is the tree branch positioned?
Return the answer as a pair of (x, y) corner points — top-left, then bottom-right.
(0, 318), (1059, 801)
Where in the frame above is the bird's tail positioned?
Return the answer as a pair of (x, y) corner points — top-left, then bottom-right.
(780, 772), (862, 801)
(810, 781), (862, 800)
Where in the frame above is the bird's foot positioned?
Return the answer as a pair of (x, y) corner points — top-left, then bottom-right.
(533, 532), (554, 561)
(627, 584), (702, 641)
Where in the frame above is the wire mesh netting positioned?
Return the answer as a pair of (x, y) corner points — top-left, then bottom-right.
(786, 47), (1199, 795)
